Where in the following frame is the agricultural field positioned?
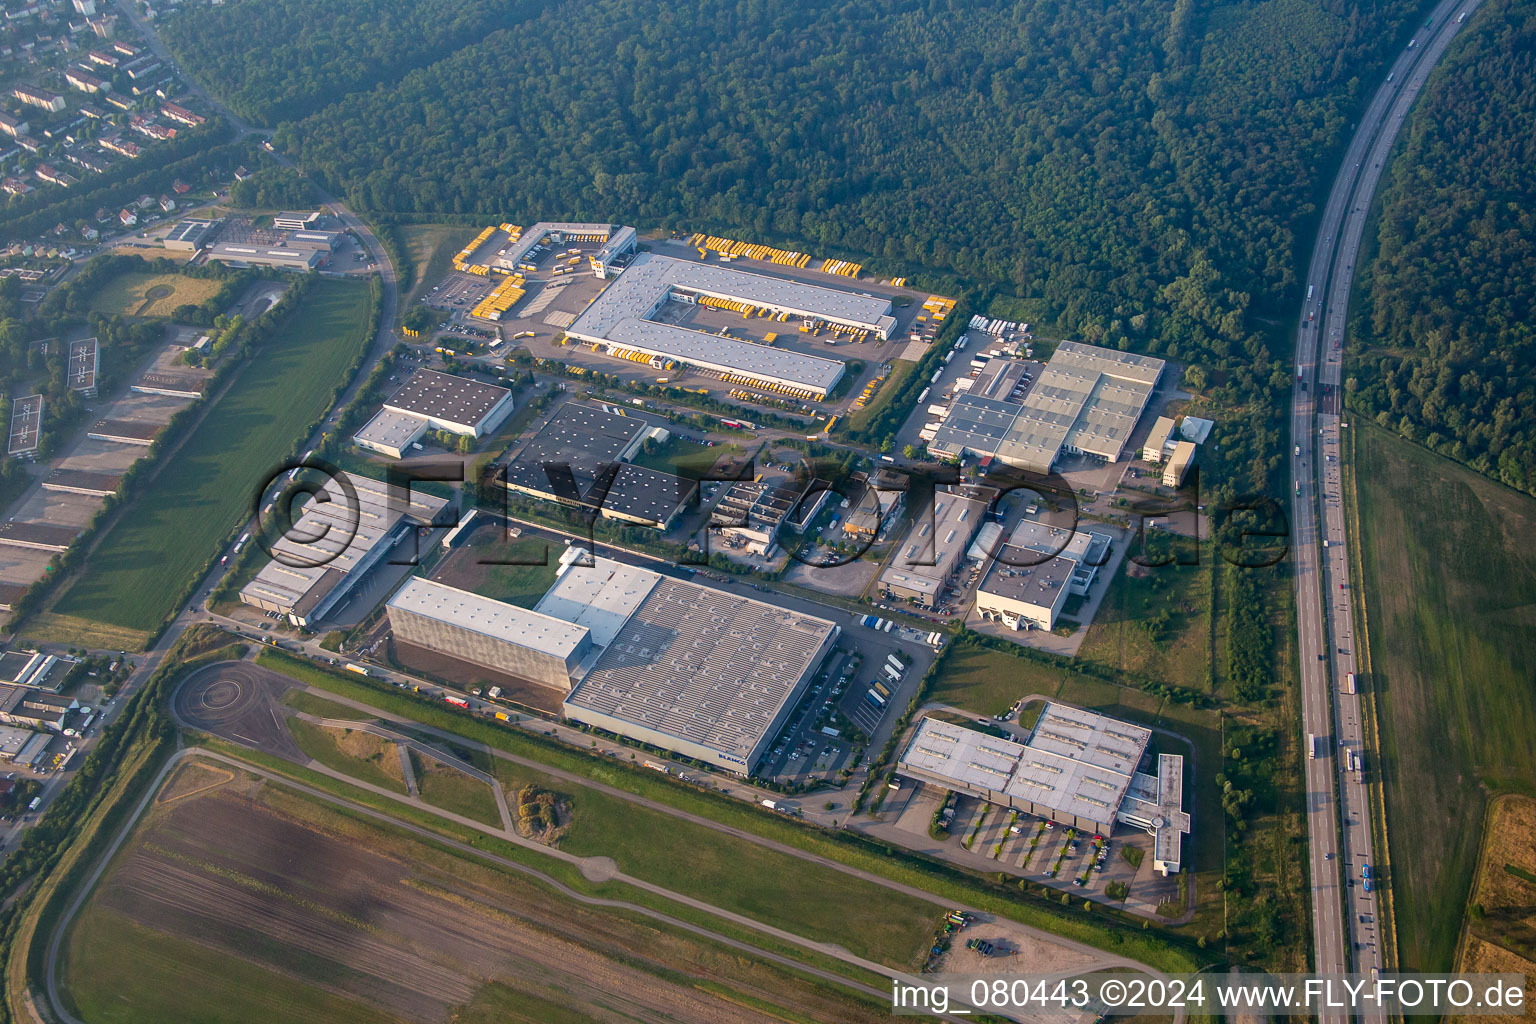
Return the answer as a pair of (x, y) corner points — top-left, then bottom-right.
(86, 271), (224, 318)
(1452, 795), (1536, 1024)
(1355, 425), (1536, 970)
(46, 278), (373, 639)
(58, 762), (894, 1024)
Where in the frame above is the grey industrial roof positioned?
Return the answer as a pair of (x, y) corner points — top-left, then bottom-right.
(976, 544), (1075, 607)
(388, 578), (590, 659)
(594, 463), (695, 526)
(927, 394), (1017, 458)
(353, 408), (429, 452)
(383, 368), (510, 429)
(566, 252), (889, 389)
(1121, 754), (1191, 867)
(494, 221), (615, 270)
(996, 342), (1165, 468)
(562, 573), (837, 761)
(207, 244), (320, 267)
(878, 490), (986, 596)
(591, 316), (845, 393)
(1144, 416), (1176, 456)
(165, 218), (218, 244)
(240, 472), (446, 614)
(899, 704), (1152, 828)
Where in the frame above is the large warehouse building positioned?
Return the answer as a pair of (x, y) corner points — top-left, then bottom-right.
(389, 548), (839, 774)
(239, 472), (448, 627)
(501, 403), (696, 530)
(386, 578), (593, 691)
(565, 253), (896, 399)
(928, 342), (1165, 472)
(544, 553), (840, 774)
(354, 368), (513, 459)
(897, 707), (1190, 873)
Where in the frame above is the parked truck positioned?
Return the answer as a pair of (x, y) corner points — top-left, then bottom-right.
(761, 798), (778, 810)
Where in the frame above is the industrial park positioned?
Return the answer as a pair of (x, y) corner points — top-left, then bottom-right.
(0, 0), (1510, 1008)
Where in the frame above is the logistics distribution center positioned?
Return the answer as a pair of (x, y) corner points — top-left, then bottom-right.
(898, 707), (1190, 874)
(239, 472), (448, 627)
(353, 368), (514, 459)
(928, 342), (1166, 472)
(566, 252), (896, 399)
(389, 550), (839, 774)
(501, 403), (696, 530)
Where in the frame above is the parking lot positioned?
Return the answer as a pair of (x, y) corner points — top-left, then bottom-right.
(878, 781), (1179, 913)
(733, 600), (937, 785)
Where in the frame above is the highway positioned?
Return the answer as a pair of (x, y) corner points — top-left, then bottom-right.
(1290, 0), (1480, 1007)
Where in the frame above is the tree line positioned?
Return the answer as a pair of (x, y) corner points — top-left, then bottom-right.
(1350, 0), (1536, 496)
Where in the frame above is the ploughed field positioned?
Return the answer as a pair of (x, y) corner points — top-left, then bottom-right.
(60, 762), (890, 1024)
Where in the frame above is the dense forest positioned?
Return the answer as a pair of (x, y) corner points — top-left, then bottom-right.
(160, 0), (1429, 498)
(1350, 0), (1536, 496)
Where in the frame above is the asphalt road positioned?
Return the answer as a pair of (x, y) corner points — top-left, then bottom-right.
(1290, 0), (1480, 1006)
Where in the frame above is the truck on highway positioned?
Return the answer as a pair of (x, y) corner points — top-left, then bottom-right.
(1344, 671), (1357, 694)
(344, 663), (370, 677)
(761, 798), (778, 810)
(1307, 285), (1314, 300)
(644, 760), (670, 774)
(1309, 733), (1326, 759)
(444, 694), (469, 709)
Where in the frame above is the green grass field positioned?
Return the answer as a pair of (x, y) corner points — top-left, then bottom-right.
(86, 271), (225, 318)
(840, 358), (918, 434)
(62, 909), (397, 1024)
(1076, 554), (1213, 692)
(50, 279), (372, 638)
(494, 759), (939, 969)
(434, 533), (559, 608)
(253, 650), (1206, 974)
(1355, 424), (1536, 970)
(928, 643), (1078, 716)
(411, 751), (501, 825)
(287, 719), (408, 794)
(281, 689), (373, 720)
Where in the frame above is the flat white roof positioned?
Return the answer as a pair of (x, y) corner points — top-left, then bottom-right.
(597, 317), (846, 392)
(580, 252), (893, 331)
(533, 551), (660, 647)
(899, 702), (1153, 827)
(388, 578), (590, 660)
